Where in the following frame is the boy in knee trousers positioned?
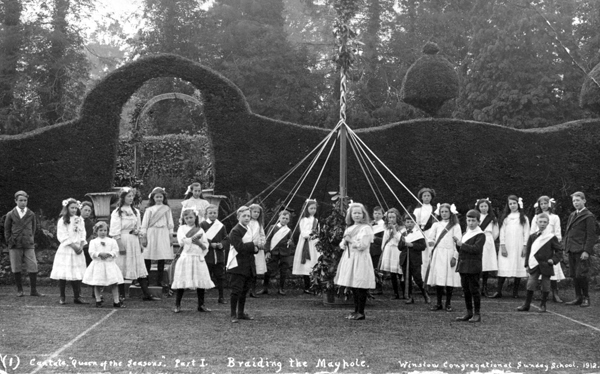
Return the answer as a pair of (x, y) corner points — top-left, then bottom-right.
(262, 209), (295, 295)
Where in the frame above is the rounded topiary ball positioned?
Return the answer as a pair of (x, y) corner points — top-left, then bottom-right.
(580, 62), (600, 115)
(400, 42), (459, 116)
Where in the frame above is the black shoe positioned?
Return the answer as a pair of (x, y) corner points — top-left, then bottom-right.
(565, 298), (583, 306)
(197, 305), (212, 312)
(580, 298), (590, 308)
(445, 304), (453, 312)
(17, 290), (24, 297)
(173, 306), (181, 313)
(456, 313), (473, 321)
(142, 295), (161, 301)
(113, 302), (126, 308)
(351, 313), (365, 320)
(74, 298), (89, 305)
(59, 297), (67, 305)
(538, 304), (547, 313)
(303, 289), (312, 295)
(218, 297), (226, 304)
(490, 292), (502, 299)
(237, 313), (254, 320)
(430, 304), (443, 311)
(405, 297), (415, 304)
(391, 294), (400, 300)
(231, 316), (239, 323)
(346, 312), (358, 319)
(259, 287), (269, 295)
(517, 304), (530, 312)
(96, 301), (103, 308)
(468, 314), (481, 323)
(423, 293), (431, 304)
(249, 292), (258, 298)
(278, 288), (286, 296)
(30, 291), (44, 297)
(552, 291), (563, 303)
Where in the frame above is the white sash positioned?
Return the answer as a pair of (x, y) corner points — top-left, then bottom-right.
(461, 227), (483, 243)
(372, 220), (385, 235)
(205, 220), (224, 241)
(405, 229), (424, 243)
(226, 226), (254, 270)
(529, 230), (554, 270)
(270, 225), (290, 249)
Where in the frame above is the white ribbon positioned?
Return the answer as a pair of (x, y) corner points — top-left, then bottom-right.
(434, 203), (441, 216)
(184, 184), (193, 195)
(475, 198), (491, 207)
(62, 198), (80, 207)
(450, 203), (458, 214)
(181, 206), (199, 217)
(549, 198), (555, 207)
(148, 187), (166, 199)
(518, 197), (523, 209)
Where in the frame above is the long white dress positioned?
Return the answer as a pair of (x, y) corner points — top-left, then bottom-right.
(140, 205), (174, 260)
(82, 237), (125, 286)
(379, 226), (406, 274)
(334, 224), (376, 289)
(50, 216), (87, 281)
(109, 206), (148, 279)
(530, 213), (565, 281)
(292, 216), (319, 276)
(414, 204), (433, 279)
(248, 219), (267, 275)
(480, 214), (499, 272)
(426, 221), (462, 287)
(498, 213), (529, 278)
(171, 225), (215, 290)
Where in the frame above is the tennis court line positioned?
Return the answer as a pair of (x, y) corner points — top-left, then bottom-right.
(531, 305), (600, 333)
(30, 310), (117, 374)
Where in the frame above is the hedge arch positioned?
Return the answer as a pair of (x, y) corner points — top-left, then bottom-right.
(1, 53), (600, 221)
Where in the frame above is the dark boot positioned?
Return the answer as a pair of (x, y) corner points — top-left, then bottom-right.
(512, 278), (521, 298)
(430, 286), (443, 311)
(174, 289), (184, 313)
(481, 272), (490, 298)
(118, 284), (126, 301)
(539, 291), (549, 313)
(197, 289), (211, 312)
(156, 260), (165, 287)
(237, 295), (253, 320)
(399, 279), (406, 299)
(249, 276), (258, 298)
(73, 281), (88, 304)
(59, 279), (67, 304)
(456, 310), (473, 321)
(491, 277), (505, 298)
(551, 281), (563, 303)
(28, 272), (44, 297)
(260, 274), (270, 295)
(230, 294), (239, 321)
(391, 274), (399, 299)
(517, 290), (533, 311)
(14, 272), (24, 297)
(445, 286), (453, 311)
(303, 275), (312, 294)
(140, 278), (160, 301)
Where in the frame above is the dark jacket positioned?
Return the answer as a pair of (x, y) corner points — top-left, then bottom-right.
(399, 232), (426, 268)
(524, 233), (562, 276)
(264, 224), (294, 257)
(456, 232), (485, 274)
(200, 220), (229, 265)
(370, 223), (384, 257)
(564, 208), (596, 255)
(227, 223), (256, 276)
(4, 208), (37, 250)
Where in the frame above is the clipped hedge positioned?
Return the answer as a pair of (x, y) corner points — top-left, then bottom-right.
(580, 62), (600, 115)
(1, 53), (600, 226)
(401, 42), (459, 116)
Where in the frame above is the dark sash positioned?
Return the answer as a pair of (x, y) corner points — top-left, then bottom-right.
(301, 218), (319, 264)
(186, 225), (202, 238)
(479, 214), (493, 232)
(431, 221), (455, 253)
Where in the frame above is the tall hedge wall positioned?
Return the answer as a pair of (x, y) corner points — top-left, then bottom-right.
(1, 53), (600, 221)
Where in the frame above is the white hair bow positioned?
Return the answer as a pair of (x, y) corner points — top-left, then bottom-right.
(518, 197), (523, 209)
(185, 184), (192, 195)
(62, 198), (80, 207)
(148, 187), (166, 199)
(121, 187), (132, 193)
(549, 198), (555, 207)
(434, 203), (441, 216)
(450, 204), (458, 214)
(475, 198), (491, 207)
(181, 206), (199, 216)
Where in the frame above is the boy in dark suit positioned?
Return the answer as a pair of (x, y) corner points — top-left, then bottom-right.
(4, 191), (44, 297)
(517, 213), (562, 313)
(200, 204), (229, 304)
(227, 206), (257, 323)
(261, 209), (295, 295)
(400, 213), (430, 304)
(564, 191), (596, 307)
(454, 209), (486, 322)
(370, 206), (385, 295)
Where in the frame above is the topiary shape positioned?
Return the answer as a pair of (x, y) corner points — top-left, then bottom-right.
(580, 62), (600, 115)
(400, 42), (459, 116)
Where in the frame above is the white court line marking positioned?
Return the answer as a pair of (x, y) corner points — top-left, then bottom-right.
(29, 309), (117, 374)
(531, 305), (600, 333)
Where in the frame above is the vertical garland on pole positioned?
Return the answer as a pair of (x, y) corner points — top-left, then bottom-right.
(333, 0), (360, 212)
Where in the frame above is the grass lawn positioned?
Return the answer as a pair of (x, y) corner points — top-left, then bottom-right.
(1, 285), (599, 374)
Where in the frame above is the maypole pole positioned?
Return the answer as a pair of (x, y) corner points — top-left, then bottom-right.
(333, 0), (359, 210)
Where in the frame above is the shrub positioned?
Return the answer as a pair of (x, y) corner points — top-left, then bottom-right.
(579, 62), (600, 115)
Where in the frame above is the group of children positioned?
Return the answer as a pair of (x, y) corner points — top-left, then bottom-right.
(2, 185), (595, 323)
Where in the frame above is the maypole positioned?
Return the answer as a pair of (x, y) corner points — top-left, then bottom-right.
(333, 0), (360, 209)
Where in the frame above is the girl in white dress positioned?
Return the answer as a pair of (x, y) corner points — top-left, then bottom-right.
(109, 188), (159, 301)
(180, 182), (210, 222)
(493, 195), (530, 299)
(141, 187), (174, 287)
(426, 203), (462, 311)
(172, 208), (215, 313)
(413, 187), (436, 280)
(248, 203), (266, 297)
(82, 222), (125, 308)
(530, 195), (565, 302)
(51, 198), (88, 305)
(475, 198), (499, 297)
(292, 199), (320, 293)
(335, 202), (375, 320)
(378, 208), (406, 299)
